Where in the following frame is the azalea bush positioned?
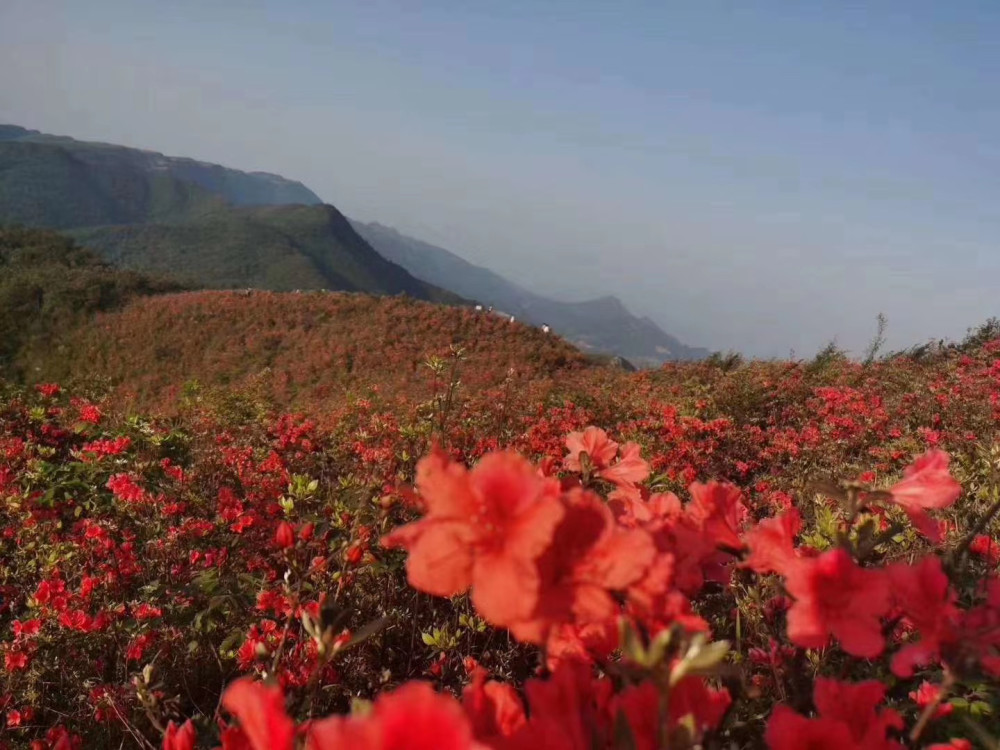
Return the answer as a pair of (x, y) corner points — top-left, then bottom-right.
(2, 336), (1000, 748)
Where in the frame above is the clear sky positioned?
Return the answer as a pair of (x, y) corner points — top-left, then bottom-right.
(3, 0), (999, 357)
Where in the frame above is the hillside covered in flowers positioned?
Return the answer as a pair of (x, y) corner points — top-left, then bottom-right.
(2, 301), (1000, 748)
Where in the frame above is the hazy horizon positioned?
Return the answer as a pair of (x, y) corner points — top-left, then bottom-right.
(3, 0), (1000, 357)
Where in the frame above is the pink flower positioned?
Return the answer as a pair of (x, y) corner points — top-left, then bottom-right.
(888, 450), (961, 542)
(563, 427), (619, 472)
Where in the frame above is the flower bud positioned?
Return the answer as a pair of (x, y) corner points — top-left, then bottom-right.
(274, 522), (295, 550)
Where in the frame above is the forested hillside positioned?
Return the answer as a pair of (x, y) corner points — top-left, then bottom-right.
(0, 226), (182, 380)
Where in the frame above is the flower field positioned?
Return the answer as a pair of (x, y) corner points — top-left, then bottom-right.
(2, 308), (1000, 748)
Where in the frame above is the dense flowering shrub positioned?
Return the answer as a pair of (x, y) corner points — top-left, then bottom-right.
(3, 329), (1000, 747)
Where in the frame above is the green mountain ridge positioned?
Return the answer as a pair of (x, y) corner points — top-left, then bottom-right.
(72, 205), (461, 300)
(0, 125), (458, 302)
(0, 125), (322, 215)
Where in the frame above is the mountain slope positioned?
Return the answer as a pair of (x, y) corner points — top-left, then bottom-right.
(352, 221), (709, 364)
(0, 226), (183, 380)
(0, 125), (459, 303)
(73, 205), (462, 300)
(0, 125), (320, 227)
(44, 290), (589, 413)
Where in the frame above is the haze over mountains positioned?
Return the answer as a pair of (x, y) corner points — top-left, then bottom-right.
(352, 221), (708, 364)
(0, 124), (706, 363)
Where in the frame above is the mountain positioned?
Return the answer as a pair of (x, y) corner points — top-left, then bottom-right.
(0, 125), (458, 302)
(71, 204), (460, 300)
(352, 221), (709, 364)
(0, 124), (705, 359)
(0, 125), (320, 227)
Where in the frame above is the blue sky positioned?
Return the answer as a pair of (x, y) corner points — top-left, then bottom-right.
(2, 0), (999, 356)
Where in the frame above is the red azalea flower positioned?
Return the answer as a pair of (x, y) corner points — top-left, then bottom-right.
(887, 450), (961, 542)
(508, 488), (653, 644)
(563, 427), (619, 472)
(597, 442), (650, 488)
(969, 534), (1000, 565)
(886, 556), (959, 677)
(306, 681), (482, 749)
(461, 669), (527, 743)
(381, 449), (564, 627)
(221, 678), (296, 750)
(766, 678), (902, 750)
(686, 481), (748, 551)
(162, 720), (196, 750)
(783, 548), (891, 658)
(909, 681), (953, 720)
(613, 675), (730, 747)
(743, 508), (802, 576)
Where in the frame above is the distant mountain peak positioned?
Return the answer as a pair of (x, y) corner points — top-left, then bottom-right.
(352, 220), (708, 365)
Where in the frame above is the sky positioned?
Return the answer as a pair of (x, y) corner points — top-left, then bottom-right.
(2, 0), (1000, 357)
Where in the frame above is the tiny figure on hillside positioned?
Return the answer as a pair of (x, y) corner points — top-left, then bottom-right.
(541, 324), (550, 334)
(475, 304), (483, 311)
(509, 315), (516, 324)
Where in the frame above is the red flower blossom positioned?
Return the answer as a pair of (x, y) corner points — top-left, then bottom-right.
(783, 548), (890, 658)
(743, 508), (802, 576)
(969, 534), (1000, 566)
(507, 661), (612, 750)
(687, 481), (748, 551)
(564, 428), (649, 487)
(766, 678), (903, 750)
(461, 669), (527, 743)
(306, 681), (482, 749)
(887, 450), (961, 542)
(5, 650), (29, 671)
(163, 720), (196, 750)
(613, 675), (731, 747)
(597, 442), (650, 487)
(221, 678), (296, 750)
(381, 450), (564, 627)
(909, 681), (952, 720)
(564, 427), (619, 472)
(886, 556), (959, 677)
(508, 488), (654, 644)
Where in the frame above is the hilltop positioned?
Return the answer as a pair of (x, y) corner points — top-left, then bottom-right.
(353, 220), (709, 364)
(40, 289), (589, 414)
